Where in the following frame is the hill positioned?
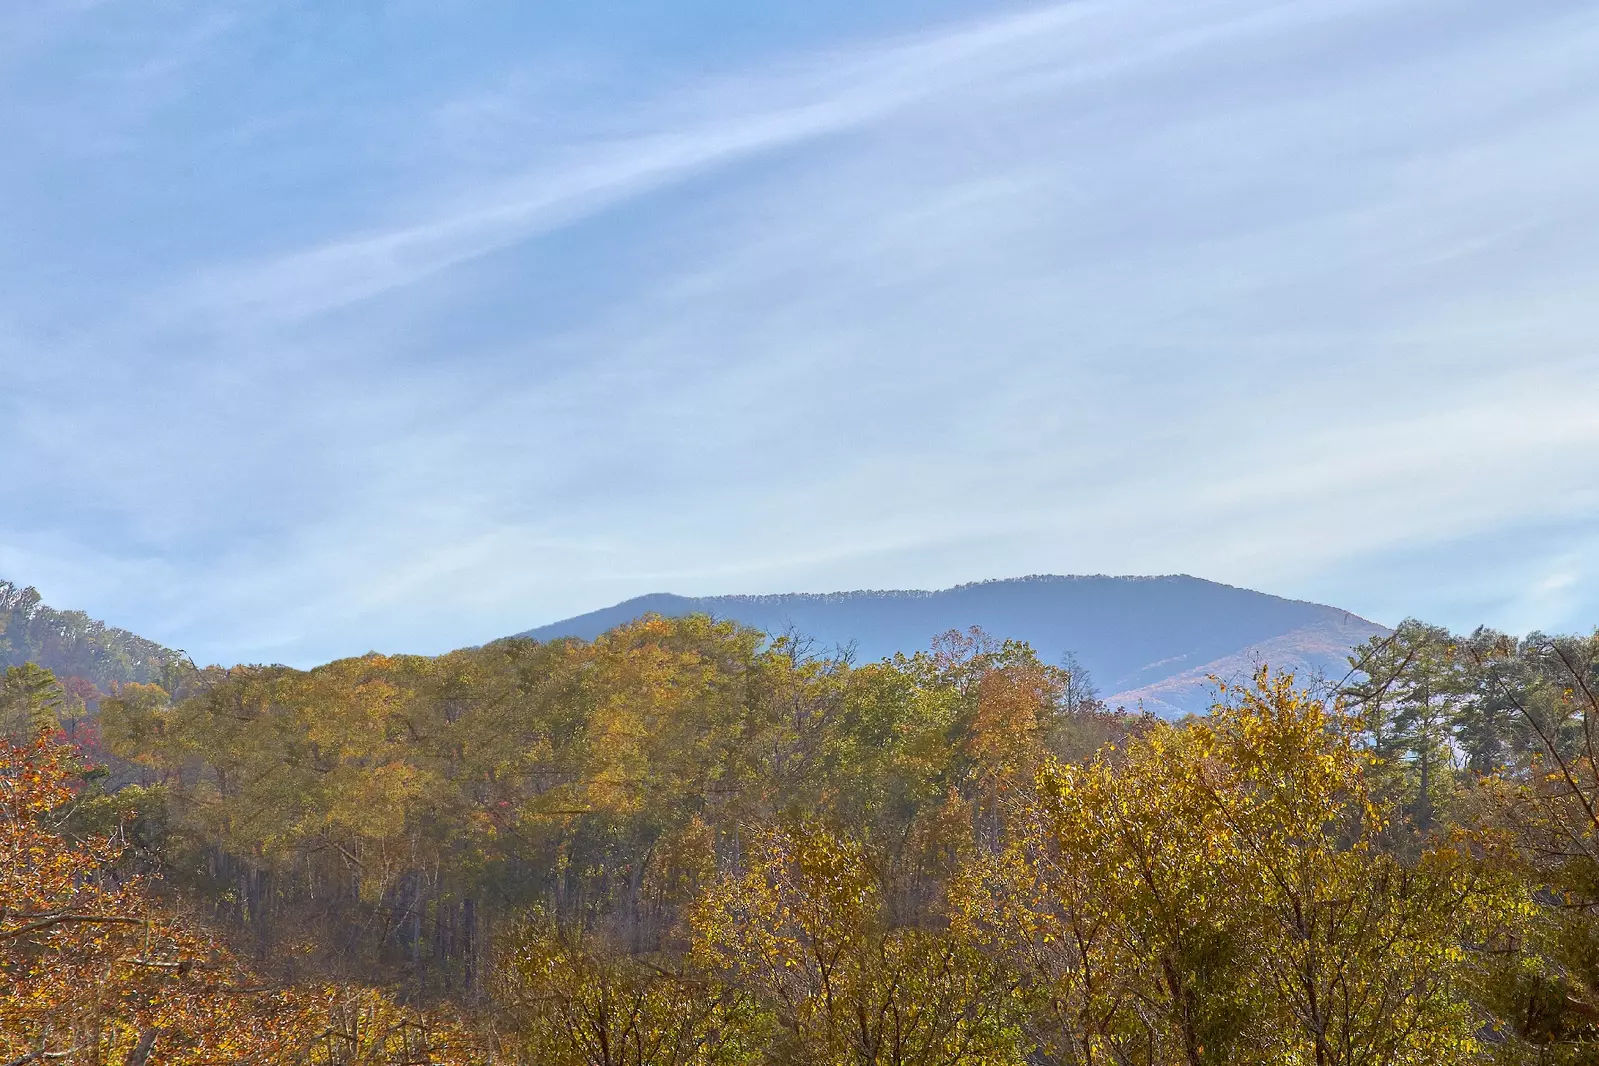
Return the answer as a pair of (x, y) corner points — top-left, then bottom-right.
(0, 580), (178, 693)
(517, 574), (1389, 717)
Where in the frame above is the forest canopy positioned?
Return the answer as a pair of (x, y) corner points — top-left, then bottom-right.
(8, 613), (1599, 1064)
(0, 580), (178, 691)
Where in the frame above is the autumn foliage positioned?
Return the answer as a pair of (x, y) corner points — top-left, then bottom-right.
(9, 615), (1599, 1063)
(0, 730), (480, 1064)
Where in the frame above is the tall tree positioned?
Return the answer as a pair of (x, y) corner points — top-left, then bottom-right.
(692, 822), (1026, 1066)
(0, 662), (70, 738)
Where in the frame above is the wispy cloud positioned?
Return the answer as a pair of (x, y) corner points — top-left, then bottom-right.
(171, 0), (1389, 330)
(4, 0), (1599, 664)
(167, 3), (1095, 327)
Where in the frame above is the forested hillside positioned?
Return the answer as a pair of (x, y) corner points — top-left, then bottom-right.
(0, 579), (177, 691)
(11, 612), (1599, 1063)
(518, 575), (1388, 716)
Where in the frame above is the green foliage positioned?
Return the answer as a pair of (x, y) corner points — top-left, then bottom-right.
(1344, 624), (1599, 1062)
(0, 580), (176, 692)
(0, 661), (71, 738)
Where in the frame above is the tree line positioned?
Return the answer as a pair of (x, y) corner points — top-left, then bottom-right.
(6, 614), (1599, 1063)
(0, 580), (178, 694)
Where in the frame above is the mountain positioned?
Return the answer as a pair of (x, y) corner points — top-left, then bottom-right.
(516, 575), (1389, 718)
(0, 580), (178, 694)
(0, 573), (1387, 717)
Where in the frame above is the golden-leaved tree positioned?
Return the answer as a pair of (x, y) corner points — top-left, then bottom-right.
(956, 670), (1509, 1066)
(492, 912), (766, 1066)
(691, 821), (1026, 1066)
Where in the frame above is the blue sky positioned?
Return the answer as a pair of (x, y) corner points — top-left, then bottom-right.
(3, 0), (1598, 666)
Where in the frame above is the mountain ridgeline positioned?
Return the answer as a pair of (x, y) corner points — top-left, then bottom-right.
(0, 574), (1385, 718)
(0, 580), (178, 694)
(518, 574), (1388, 717)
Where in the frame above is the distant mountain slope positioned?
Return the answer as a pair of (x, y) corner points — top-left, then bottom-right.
(516, 575), (1388, 716)
(1103, 613), (1386, 718)
(0, 581), (177, 692)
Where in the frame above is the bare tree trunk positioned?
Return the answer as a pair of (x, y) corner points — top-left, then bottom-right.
(123, 1028), (159, 1066)
(463, 896), (478, 999)
(410, 874), (425, 995)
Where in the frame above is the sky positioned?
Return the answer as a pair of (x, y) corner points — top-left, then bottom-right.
(3, 0), (1598, 667)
